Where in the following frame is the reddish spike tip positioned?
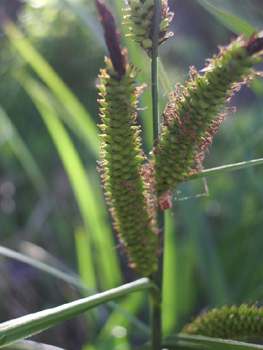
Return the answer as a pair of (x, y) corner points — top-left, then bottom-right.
(95, 0), (126, 77)
(245, 31), (263, 56)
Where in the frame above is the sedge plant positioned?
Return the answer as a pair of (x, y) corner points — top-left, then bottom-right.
(94, 0), (263, 348)
(1, 1), (263, 350)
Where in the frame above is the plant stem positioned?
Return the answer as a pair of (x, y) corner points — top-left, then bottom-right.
(152, 0), (161, 143)
(150, 205), (165, 350)
(150, 1), (164, 350)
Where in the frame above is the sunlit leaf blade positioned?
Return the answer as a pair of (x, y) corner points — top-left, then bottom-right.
(162, 209), (177, 334)
(24, 79), (97, 288)
(20, 73), (122, 290)
(0, 245), (149, 335)
(0, 279), (153, 348)
(74, 227), (97, 290)
(2, 339), (66, 350)
(196, 0), (263, 31)
(195, 0), (255, 36)
(0, 105), (48, 196)
(189, 158), (263, 181)
(176, 244), (197, 321)
(2, 21), (99, 157)
(162, 334), (263, 350)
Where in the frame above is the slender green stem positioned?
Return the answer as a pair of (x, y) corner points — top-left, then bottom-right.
(189, 158), (263, 180)
(150, 1), (164, 350)
(152, 0), (161, 143)
(150, 206), (165, 350)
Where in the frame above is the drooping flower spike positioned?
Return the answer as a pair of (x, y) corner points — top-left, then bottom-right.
(96, 0), (159, 276)
(151, 32), (263, 208)
(182, 303), (263, 340)
(123, 0), (174, 58)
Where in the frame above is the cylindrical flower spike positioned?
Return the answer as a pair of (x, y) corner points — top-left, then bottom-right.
(181, 303), (263, 340)
(98, 58), (158, 276)
(96, 0), (159, 276)
(151, 33), (263, 200)
(123, 0), (174, 58)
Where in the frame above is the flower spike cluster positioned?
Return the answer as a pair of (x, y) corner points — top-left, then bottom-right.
(96, 0), (158, 276)
(123, 0), (174, 58)
(181, 303), (263, 340)
(151, 32), (263, 207)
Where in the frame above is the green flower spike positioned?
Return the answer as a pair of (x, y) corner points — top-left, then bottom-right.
(151, 32), (263, 208)
(96, 0), (159, 276)
(181, 303), (263, 340)
(123, 0), (174, 58)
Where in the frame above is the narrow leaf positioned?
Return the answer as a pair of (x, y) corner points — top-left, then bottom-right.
(20, 73), (122, 290)
(0, 245), (94, 294)
(0, 245), (149, 335)
(2, 21), (99, 157)
(190, 158), (263, 180)
(0, 279), (154, 348)
(195, 0), (255, 36)
(2, 339), (66, 350)
(74, 227), (97, 290)
(162, 334), (263, 350)
(0, 105), (48, 196)
(162, 209), (178, 334)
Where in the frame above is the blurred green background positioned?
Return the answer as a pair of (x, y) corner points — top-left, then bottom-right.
(0, 0), (263, 349)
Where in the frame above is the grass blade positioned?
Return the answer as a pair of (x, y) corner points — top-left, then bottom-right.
(0, 279), (154, 348)
(74, 227), (97, 290)
(0, 245), (94, 294)
(19, 73), (122, 290)
(162, 209), (177, 334)
(0, 245), (149, 336)
(0, 105), (48, 196)
(195, 0), (255, 36)
(2, 339), (66, 350)
(163, 334), (263, 350)
(2, 20), (99, 157)
(190, 158), (263, 181)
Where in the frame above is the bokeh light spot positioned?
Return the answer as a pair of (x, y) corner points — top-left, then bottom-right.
(111, 326), (127, 338)
(1, 181), (16, 198)
(204, 200), (221, 217)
